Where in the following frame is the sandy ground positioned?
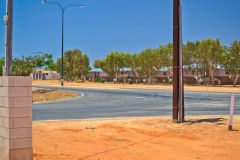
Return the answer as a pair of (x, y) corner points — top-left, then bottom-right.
(32, 80), (240, 93)
(32, 81), (240, 159)
(33, 116), (240, 160)
(32, 88), (78, 103)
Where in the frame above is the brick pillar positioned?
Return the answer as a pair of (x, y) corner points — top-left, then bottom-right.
(0, 77), (32, 160)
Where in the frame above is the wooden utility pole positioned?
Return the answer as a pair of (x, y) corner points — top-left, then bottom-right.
(173, 0), (184, 123)
(4, 0), (13, 76)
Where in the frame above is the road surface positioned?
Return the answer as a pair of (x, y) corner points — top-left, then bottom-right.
(33, 86), (240, 121)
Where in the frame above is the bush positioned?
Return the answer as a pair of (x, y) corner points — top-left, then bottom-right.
(94, 78), (105, 83)
(64, 74), (72, 81)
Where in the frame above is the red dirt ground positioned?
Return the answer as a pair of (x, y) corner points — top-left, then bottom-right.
(33, 116), (240, 160)
(32, 80), (240, 93)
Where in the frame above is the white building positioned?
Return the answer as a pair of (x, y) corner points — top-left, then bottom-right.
(30, 69), (60, 80)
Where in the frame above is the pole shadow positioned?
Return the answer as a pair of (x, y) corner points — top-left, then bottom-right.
(184, 118), (226, 125)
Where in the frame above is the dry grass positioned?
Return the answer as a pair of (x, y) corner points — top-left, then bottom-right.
(33, 88), (78, 103)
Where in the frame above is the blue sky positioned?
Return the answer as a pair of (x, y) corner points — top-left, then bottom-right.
(0, 0), (240, 66)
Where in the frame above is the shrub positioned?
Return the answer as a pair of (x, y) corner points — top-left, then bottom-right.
(94, 78), (105, 83)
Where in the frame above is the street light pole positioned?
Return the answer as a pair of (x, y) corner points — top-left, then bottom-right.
(173, 0), (184, 123)
(4, 0), (13, 76)
(61, 8), (64, 86)
(42, 1), (84, 86)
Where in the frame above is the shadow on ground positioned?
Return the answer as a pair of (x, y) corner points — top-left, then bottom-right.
(185, 118), (226, 125)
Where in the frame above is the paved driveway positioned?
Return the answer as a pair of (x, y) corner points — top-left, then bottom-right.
(33, 86), (240, 121)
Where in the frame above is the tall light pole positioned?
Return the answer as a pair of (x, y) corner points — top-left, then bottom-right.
(173, 0), (184, 123)
(4, 0), (13, 76)
(42, 1), (84, 86)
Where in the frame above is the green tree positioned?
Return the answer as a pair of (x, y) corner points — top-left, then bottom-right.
(0, 58), (5, 76)
(1, 53), (53, 77)
(82, 53), (90, 81)
(56, 58), (62, 74)
(94, 59), (113, 79)
(44, 54), (55, 70)
(107, 51), (125, 83)
(199, 38), (223, 85)
(94, 51), (126, 83)
(222, 39), (240, 86)
(94, 59), (105, 69)
(12, 56), (34, 76)
(126, 53), (141, 83)
(73, 50), (83, 79)
(34, 55), (45, 69)
(64, 49), (75, 80)
(183, 41), (205, 85)
(101, 54), (112, 81)
(72, 49), (90, 82)
(139, 48), (158, 84)
(55, 49), (90, 81)
(157, 44), (172, 70)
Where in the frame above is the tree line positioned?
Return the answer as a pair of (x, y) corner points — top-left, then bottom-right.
(0, 38), (239, 86)
(0, 53), (55, 76)
(94, 38), (240, 86)
(0, 50), (91, 82)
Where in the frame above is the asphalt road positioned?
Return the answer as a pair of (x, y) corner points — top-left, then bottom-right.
(33, 86), (240, 121)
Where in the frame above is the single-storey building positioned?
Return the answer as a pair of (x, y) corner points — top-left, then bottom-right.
(30, 69), (60, 80)
(89, 68), (109, 81)
(89, 68), (239, 85)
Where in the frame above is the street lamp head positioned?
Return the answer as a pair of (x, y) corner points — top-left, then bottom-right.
(41, 1), (47, 4)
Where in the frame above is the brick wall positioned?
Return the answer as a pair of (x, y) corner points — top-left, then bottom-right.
(0, 77), (32, 160)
